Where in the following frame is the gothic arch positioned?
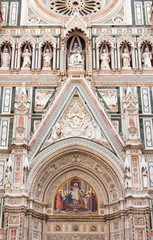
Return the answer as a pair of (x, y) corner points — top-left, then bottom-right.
(65, 30), (88, 47)
(18, 33), (36, 48)
(138, 32), (153, 48)
(117, 32), (135, 49)
(64, 14), (89, 37)
(27, 138), (124, 212)
(39, 33), (56, 49)
(96, 33), (114, 49)
(0, 33), (15, 47)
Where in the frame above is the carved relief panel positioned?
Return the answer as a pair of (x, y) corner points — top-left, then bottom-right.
(34, 88), (54, 112)
(98, 88), (118, 112)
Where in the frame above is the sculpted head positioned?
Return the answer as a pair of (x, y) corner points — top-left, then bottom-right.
(46, 49), (49, 53)
(25, 49), (29, 53)
(74, 43), (78, 49)
(123, 48), (127, 53)
(4, 48), (8, 53)
(145, 48), (149, 52)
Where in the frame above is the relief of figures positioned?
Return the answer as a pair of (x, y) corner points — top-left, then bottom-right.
(34, 89), (54, 111)
(46, 96), (108, 147)
(98, 89), (118, 112)
(54, 178), (98, 215)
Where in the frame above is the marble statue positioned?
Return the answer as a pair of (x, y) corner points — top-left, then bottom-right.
(124, 168), (132, 189)
(22, 49), (31, 69)
(69, 43), (83, 66)
(43, 49), (52, 69)
(1, 48), (11, 69)
(142, 168), (148, 188)
(100, 49), (110, 70)
(4, 167), (12, 189)
(141, 156), (148, 188)
(122, 48), (131, 69)
(124, 157), (132, 189)
(142, 48), (152, 69)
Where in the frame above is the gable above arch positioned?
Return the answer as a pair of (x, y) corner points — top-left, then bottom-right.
(65, 13), (89, 37)
(28, 78), (124, 161)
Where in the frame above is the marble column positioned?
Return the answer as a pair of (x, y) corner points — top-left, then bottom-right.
(132, 48), (136, 69)
(38, 47), (42, 70)
(111, 47), (115, 70)
(117, 47), (121, 70)
(32, 46), (35, 70)
(96, 47), (100, 70)
(138, 47), (142, 69)
(53, 47), (56, 71)
(11, 46), (15, 70)
(17, 47), (21, 70)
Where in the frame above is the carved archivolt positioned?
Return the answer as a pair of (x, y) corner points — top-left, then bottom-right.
(29, 150), (123, 215)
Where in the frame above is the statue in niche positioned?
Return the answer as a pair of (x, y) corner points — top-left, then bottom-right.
(141, 156), (148, 188)
(124, 168), (132, 189)
(142, 168), (148, 188)
(22, 49), (31, 69)
(100, 49), (110, 70)
(121, 48), (131, 69)
(69, 43), (83, 66)
(142, 48), (152, 69)
(43, 49), (52, 69)
(1, 48), (10, 69)
(4, 167), (12, 189)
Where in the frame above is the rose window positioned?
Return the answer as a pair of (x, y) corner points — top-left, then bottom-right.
(48, 0), (102, 16)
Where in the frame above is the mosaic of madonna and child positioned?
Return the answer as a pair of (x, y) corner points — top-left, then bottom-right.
(53, 178), (98, 215)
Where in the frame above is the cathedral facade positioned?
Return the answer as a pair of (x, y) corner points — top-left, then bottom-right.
(0, 0), (153, 239)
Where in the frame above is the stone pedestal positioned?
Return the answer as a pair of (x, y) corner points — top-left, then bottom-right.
(122, 67), (131, 70)
(0, 67), (10, 70)
(68, 65), (84, 71)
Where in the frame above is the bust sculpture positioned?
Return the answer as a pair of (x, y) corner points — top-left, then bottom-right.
(100, 49), (110, 70)
(69, 43), (83, 66)
(22, 49), (31, 69)
(142, 48), (152, 69)
(122, 48), (131, 69)
(43, 49), (52, 69)
(1, 48), (11, 69)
